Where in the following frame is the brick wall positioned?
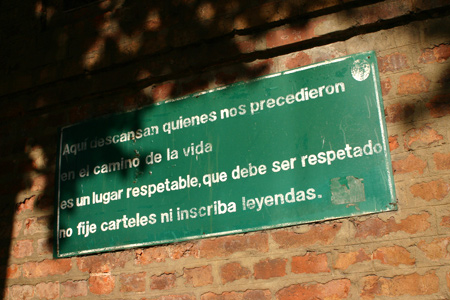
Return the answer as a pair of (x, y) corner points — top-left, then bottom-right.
(1, 0), (449, 299)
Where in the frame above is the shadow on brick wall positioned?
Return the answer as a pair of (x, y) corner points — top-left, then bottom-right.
(1, 0), (449, 297)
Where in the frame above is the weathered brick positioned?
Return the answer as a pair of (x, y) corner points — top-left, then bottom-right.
(220, 262), (251, 284)
(202, 290), (271, 300)
(354, 212), (431, 238)
(184, 265), (213, 287)
(151, 82), (176, 102)
(254, 258), (287, 280)
(426, 94), (450, 118)
(6, 264), (20, 279)
(143, 295), (195, 300)
(135, 247), (168, 265)
(419, 44), (450, 64)
(392, 153), (427, 174)
(9, 285), (34, 300)
(334, 249), (370, 270)
(361, 272), (439, 299)
(22, 258), (72, 278)
(417, 237), (450, 260)
(78, 251), (130, 273)
(380, 78), (392, 96)
(61, 280), (88, 298)
(23, 216), (49, 236)
(12, 239), (33, 258)
(441, 215), (450, 227)
(378, 52), (409, 73)
(120, 272), (146, 292)
(404, 124), (443, 150)
(16, 196), (36, 214)
(89, 274), (115, 295)
(291, 253), (329, 274)
(11, 220), (22, 238)
(151, 272), (176, 290)
(285, 52), (313, 70)
(272, 223), (342, 248)
(276, 279), (350, 300)
(384, 103), (415, 123)
(410, 179), (450, 201)
(197, 233), (268, 258)
(35, 281), (59, 300)
(372, 245), (415, 266)
(389, 135), (399, 151)
(397, 72), (430, 95)
(434, 152), (450, 170)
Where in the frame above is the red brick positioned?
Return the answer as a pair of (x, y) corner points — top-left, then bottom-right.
(419, 48), (437, 64)
(276, 279), (351, 300)
(404, 124), (443, 150)
(361, 272), (439, 299)
(236, 39), (256, 54)
(143, 295), (195, 300)
(392, 153), (427, 174)
(291, 253), (329, 274)
(135, 247), (168, 265)
(254, 258), (287, 280)
(410, 179), (450, 201)
(355, 212), (431, 238)
(120, 272), (146, 292)
(202, 290), (271, 300)
(220, 262), (251, 284)
(167, 243), (197, 260)
(151, 272), (176, 290)
(378, 52), (409, 73)
(9, 285), (34, 300)
(35, 282), (59, 300)
(89, 274), (115, 295)
(397, 72), (430, 95)
(417, 237), (450, 260)
(426, 94), (450, 118)
(77, 251), (130, 273)
(419, 44), (450, 64)
(384, 103), (415, 123)
(388, 135), (399, 151)
(285, 52), (313, 70)
(447, 272), (450, 292)
(380, 78), (392, 96)
(441, 216), (450, 227)
(61, 280), (88, 298)
(184, 265), (213, 287)
(334, 249), (370, 270)
(434, 43), (450, 62)
(372, 245), (415, 266)
(197, 233), (268, 258)
(152, 82), (176, 102)
(6, 264), (20, 279)
(434, 152), (450, 170)
(12, 239), (33, 258)
(272, 223), (342, 248)
(22, 258), (72, 278)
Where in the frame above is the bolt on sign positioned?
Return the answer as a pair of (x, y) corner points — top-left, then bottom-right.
(55, 51), (396, 257)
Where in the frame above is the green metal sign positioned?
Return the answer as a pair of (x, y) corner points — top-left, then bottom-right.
(55, 51), (396, 257)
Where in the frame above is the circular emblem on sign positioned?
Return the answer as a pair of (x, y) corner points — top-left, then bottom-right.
(351, 59), (371, 81)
